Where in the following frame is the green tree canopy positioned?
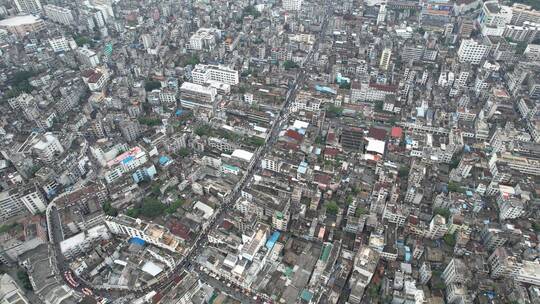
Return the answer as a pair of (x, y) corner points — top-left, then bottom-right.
(102, 201), (118, 217)
(283, 60), (299, 70)
(145, 80), (161, 92)
(139, 197), (166, 218)
(326, 201), (339, 215)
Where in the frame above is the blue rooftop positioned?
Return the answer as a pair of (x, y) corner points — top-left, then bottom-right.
(129, 237), (146, 246)
(266, 231), (280, 250)
(121, 156), (134, 165)
(159, 156), (170, 165)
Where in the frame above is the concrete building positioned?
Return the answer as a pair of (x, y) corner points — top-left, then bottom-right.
(283, 0), (302, 11)
(379, 48), (392, 71)
(0, 273), (30, 304)
(457, 39), (490, 64)
(43, 4), (74, 25)
(192, 64), (239, 86)
(104, 215), (184, 253)
(32, 133), (64, 163)
(179, 82), (217, 110)
(488, 247), (521, 279)
(0, 189), (26, 223)
(77, 48), (100, 67)
(18, 184), (47, 215)
(0, 15), (45, 37)
(48, 36), (71, 52)
(442, 258), (470, 286)
(13, 0), (42, 14)
(189, 28), (221, 50)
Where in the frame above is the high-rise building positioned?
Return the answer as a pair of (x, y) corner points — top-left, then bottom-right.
(13, 0), (42, 14)
(488, 247), (521, 279)
(179, 82), (217, 110)
(141, 33), (153, 49)
(191, 64), (239, 86)
(18, 184), (47, 214)
(48, 36), (70, 52)
(379, 48), (392, 71)
(283, 0), (302, 11)
(442, 258), (470, 285)
(119, 120), (141, 142)
(419, 262), (432, 285)
(43, 4), (74, 25)
(0, 189), (26, 223)
(457, 39), (490, 64)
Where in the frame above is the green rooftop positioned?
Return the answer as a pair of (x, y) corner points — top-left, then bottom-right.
(300, 289), (313, 302)
(320, 243), (332, 262)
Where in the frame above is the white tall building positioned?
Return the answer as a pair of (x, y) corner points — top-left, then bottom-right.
(32, 133), (65, 163)
(43, 4), (74, 25)
(13, 0), (42, 14)
(283, 0), (302, 11)
(0, 189), (26, 223)
(141, 33), (152, 49)
(48, 36), (70, 52)
(457, 39), (490, 64)
(379, 48), (392, 71)
(19, 184), (47, 214)
(191, 64), (239, 85)
(179, 82), (217, 110)
(77, 48), (100, 67)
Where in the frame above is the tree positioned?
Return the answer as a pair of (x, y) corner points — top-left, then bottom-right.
(398, 166), (410, 178)
(283, 60), (299, 70)
(0, 223), (22, 234)
(374, 101), (384, 111)
(355, 207), (367, 217)
(145, 80), (161, 92)
(17, 270), (32, 290)
(443, 233), (456, 247)
(102, 202), (118, 217)
(195, 124), (212, 136)
(178, 148), (190, 157)
(166, 199), (185, 214)
(73, 35), (92, 47)
(326, 104), (343, 117)
(126, 208), (140, 218)
(339, 82), (351, 89)
(242, 5), (261, 18)
(326, 201), (339, 215)
(248, 136), (265, 147)
(138, 117), (162, 126)
(448, 182), (465, 193)
(151, 183), (162, 196)
(434, 207), (451, 219)
(140, 197), (166, 218)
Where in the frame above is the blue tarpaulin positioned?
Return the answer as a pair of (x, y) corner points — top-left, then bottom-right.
(266, 231), (280, 250)
(129, 237), (146, 246)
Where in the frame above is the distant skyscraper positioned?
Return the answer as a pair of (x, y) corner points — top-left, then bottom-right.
(13, 0), (42, 14)
(379, 48), (392, 71)
(283, 0), (302, 11)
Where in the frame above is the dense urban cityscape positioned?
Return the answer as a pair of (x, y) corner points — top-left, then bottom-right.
(0, 0), (540, 303)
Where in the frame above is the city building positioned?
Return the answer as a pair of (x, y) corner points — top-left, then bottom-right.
(43, 4), (74, 25)
(13, 0), (42, 14)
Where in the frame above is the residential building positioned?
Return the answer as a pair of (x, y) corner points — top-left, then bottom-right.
(457, 39), (490, 64)
(43, 4), (74, 25)
(13, 0), (42, 14)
